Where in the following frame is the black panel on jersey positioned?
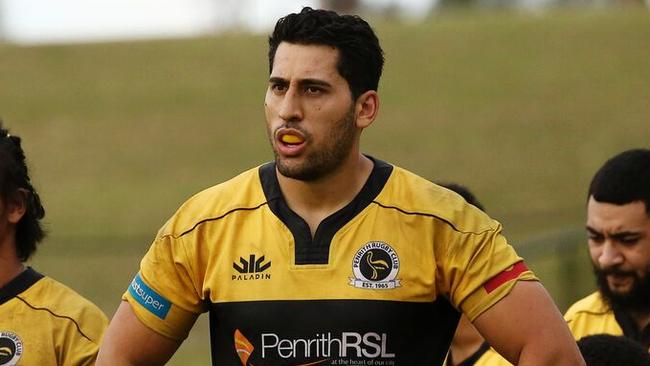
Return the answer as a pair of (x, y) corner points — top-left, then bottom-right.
(209, 298), (460, 365)
(259, 157), (393, 265)
(0, 267), (44, 305)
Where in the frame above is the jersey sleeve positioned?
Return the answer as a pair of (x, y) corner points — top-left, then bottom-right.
(439, 219), (537, 321)
(122, 233), (206, 340)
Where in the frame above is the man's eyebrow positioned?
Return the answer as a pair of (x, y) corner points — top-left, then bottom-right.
(586, 226), (602, 236)
(298, 79), (332, 88)
(610, 231), (643, 240)
(267, 77), (332, 88)
(269, 77), (288, 84)
(586, 226), (642, 239)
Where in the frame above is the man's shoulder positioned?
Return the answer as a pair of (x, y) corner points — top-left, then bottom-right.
(186, 164), (265, 205)
(380, 165), (498, 234)
(379, 165), (456, 212)
(159, 164), (267, 237)
(22, 275), (108, 339)
(564, 291), (624, 339)
(27, 276), (106, 317)
(564, 291), (610, 319)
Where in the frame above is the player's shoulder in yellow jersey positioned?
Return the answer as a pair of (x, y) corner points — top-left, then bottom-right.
(379, 166), (498, 234)
(28, 276), (108, 338)
(157, 165), (266, 238)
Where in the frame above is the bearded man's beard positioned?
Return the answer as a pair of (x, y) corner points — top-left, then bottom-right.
(271, 107), (357, 182)
(595, 264), (650, 313)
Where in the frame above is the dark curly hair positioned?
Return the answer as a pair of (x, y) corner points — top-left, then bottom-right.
(588, 149), (650, 215)
(577, 334), (650, 366)
(268, 7), (384, 100)
(0, 121), (46, 261)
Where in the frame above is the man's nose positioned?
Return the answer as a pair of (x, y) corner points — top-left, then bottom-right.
(278, 87), (303, 122)
(598, 241), (624, 269)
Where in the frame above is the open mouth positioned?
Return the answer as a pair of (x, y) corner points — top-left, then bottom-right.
(275, 129), (307, 156)
(280, 133), (304, 145)
(607, 274), (634, 289)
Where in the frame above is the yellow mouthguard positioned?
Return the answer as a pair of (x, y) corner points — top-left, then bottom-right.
(281, 134), (303, 144)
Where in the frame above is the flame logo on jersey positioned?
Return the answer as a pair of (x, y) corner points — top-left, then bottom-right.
(234, 329), (255, 365)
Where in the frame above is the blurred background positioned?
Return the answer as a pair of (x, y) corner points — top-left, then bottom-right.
(1, 0), (649, 364)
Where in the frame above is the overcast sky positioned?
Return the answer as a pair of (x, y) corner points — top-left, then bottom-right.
(1, 0), (435, 44)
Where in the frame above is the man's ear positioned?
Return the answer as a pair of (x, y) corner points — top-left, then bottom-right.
(7, 189), (28, 224)
(354, 90), (379, 129)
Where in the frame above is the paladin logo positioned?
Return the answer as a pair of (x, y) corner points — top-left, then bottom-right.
(350, 241), (401, 290)
(0, 331), (23, 366)
(232, 254), (271, 281)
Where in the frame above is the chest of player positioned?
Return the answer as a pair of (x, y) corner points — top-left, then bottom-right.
(192, 204), (446, 305)
(198, 206), (461, 365)
(0, 300), (60, 366)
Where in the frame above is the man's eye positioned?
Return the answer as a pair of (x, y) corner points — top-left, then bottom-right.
(620, 237), (639, 245)
(305, 86), (322, 95)
(271, 84), (287, 92)
(588, 234), (604, 243)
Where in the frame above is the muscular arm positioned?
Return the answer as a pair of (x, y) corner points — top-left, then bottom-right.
(472, 281), (584, 366)
(96, 301), (191, 366)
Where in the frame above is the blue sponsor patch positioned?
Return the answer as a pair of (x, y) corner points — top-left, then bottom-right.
(128, 273), (171, 319)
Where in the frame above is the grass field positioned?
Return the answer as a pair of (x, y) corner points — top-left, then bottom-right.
(1, 8), (649, 365)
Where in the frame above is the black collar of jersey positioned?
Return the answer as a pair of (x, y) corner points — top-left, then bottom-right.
(0, 267), (44, 305)
(613, 306), (650, 349)
(259, 156), (393, 265)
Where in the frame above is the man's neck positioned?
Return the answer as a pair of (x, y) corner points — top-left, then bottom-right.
(0, 247), (24, 289)
(277, 154), (374, 236)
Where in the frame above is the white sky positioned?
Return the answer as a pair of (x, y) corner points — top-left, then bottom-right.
(1, 0), (435, 45)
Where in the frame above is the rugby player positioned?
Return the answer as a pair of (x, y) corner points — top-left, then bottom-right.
(0, 122), (107, 365)
(565, 148), (650, 352)
(98, 7), (584, 365)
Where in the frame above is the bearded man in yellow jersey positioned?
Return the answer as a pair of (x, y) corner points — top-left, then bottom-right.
(98, 7), (583, 366)
(0, 122), (107, 366)
(565, 149), (650, 352)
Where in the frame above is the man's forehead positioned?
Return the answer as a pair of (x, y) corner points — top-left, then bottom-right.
(271, 42), (341, 79)
(587, 197), (650, 231)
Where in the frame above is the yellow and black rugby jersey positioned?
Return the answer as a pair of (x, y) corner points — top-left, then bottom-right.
(565, 291), (650, 351)
(124, 158), (536, 365)
(0, 267), (107, 366)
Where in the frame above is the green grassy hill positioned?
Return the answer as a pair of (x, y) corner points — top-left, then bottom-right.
(1, 9), (648, 365)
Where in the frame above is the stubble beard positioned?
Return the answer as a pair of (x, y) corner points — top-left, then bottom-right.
(595, 264), (650, 313)
(271, 107), (357, 182)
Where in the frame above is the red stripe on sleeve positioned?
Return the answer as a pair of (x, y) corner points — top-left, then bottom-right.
(483, 261), (528, 294)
